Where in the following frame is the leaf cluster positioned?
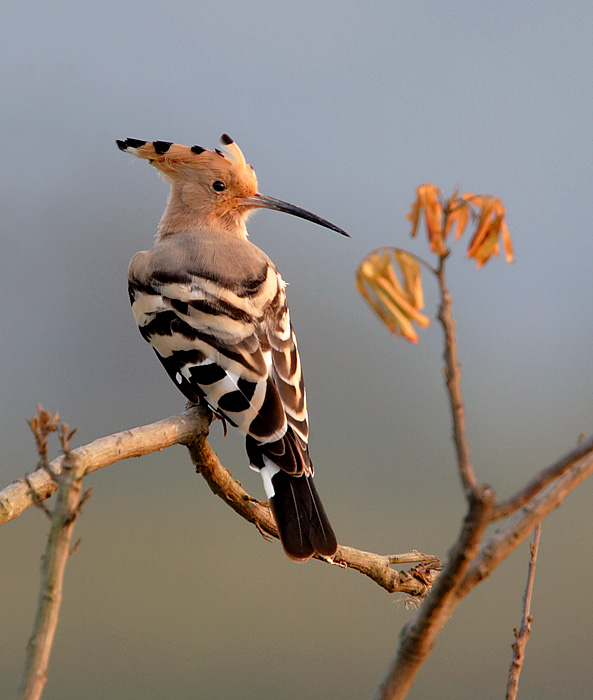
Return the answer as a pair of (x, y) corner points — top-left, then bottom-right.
(357, 184), (513, 340)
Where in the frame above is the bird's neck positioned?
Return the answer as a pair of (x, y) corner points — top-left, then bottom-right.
(156, 187), (249, 240)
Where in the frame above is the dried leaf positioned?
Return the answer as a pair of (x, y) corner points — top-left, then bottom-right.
(407, 199), (421, 239)
(445, 201), (470, 241)
(408, 184), (448, 256)
(394, 250), (425, 311)
(501, 220), (514, 263)
(356, 248), (430, 342)
(465, 195), (513, 267)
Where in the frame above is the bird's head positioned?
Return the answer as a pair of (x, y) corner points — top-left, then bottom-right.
(117, 134), (349, 239)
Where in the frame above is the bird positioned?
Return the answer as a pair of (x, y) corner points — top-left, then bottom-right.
(117, 133), (348, 561)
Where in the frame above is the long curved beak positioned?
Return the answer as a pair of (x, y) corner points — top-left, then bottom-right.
(244, 193), (350, 237)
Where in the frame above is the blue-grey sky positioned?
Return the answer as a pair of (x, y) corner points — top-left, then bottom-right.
(3, 2), (593, 699)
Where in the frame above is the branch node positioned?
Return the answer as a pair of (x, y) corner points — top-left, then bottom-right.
(24, 474), (53, 519)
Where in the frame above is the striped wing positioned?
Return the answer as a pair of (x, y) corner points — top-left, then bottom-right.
(128, 230), (311, 476)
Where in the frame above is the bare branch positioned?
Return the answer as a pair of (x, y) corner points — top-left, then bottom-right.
(371, 241), (593, 698)
(187, 433), (276, 534)
(2, 407), (440, 596)
(436, 257), (478, 495)
(16, 445), (87, 700)
(187, 432), (441, 595)
(373, 486), (495, 700)
(493, 435), (593, 519)
(386, 551), (441, 566)
(0, 408), (212, 526)
(458, 449), (593, 597)
(331, 547), (441, 596)
(505, 524), (541, 700)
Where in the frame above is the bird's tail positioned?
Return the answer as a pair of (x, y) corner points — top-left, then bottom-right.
(264, 468), (337, 561)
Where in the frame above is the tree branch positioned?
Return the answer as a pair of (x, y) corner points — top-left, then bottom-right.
(372, 486), (495, 700)
(16, 440), (88, 700)
(505, 523), (541, 700)
(1, 407), (440, 597)
(186, 434), (440, 594)
(492, 435), (593, 519)
(370, 245), (593, 699)
(370, 316), (593, 700)
(356, 191), (589, 698)
(436, 257), (478, 496)
(457, 447), (593, 598)
(0, 409), (211, 526)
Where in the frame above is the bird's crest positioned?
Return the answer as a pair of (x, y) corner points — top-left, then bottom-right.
(117, 132), (349, 240)
(116, 134), (257, 190)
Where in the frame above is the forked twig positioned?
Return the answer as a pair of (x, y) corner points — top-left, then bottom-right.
(16, 411), (89, 700)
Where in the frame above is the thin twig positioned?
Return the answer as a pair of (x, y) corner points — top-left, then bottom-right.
(386, 551), (441, 566)
(16, 446), (88, 700)
(493, 435), (593, 519)
(435, 256), (478, 495)
(505, 524), (541, 700)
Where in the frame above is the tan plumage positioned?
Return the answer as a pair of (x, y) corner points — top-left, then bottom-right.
(118, 134), (347, 560)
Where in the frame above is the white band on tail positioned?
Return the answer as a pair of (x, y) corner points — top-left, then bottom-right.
(260, 458), (281, 499)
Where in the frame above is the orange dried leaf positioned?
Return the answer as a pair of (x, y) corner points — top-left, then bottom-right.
(408, 184), (448, 255)
(356, 275), (400, 336)
(356, 248), (430, 342)
(373, 282), (420, 342)
(446, 203), (470, 241)
(462, 192), (482, 206)
(375, 276), (429, 327)
(465, 195), (512, 268)
(407, 200), (421, 239)
(394, 250), (425, 310)
(501, 220), (514, 263)
(408, 187), (512, 268)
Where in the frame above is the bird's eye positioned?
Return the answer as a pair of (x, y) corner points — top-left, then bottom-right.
(212, 180), (226, 192)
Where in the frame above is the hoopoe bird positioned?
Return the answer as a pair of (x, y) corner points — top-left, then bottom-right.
(117, 134), (347, 561)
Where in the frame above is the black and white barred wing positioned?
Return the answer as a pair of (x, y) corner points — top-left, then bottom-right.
(128, 233), (336, 559)
(128, 237), (308, 473)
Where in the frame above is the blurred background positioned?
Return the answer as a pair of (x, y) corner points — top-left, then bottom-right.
(2, 2), (592, 698)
